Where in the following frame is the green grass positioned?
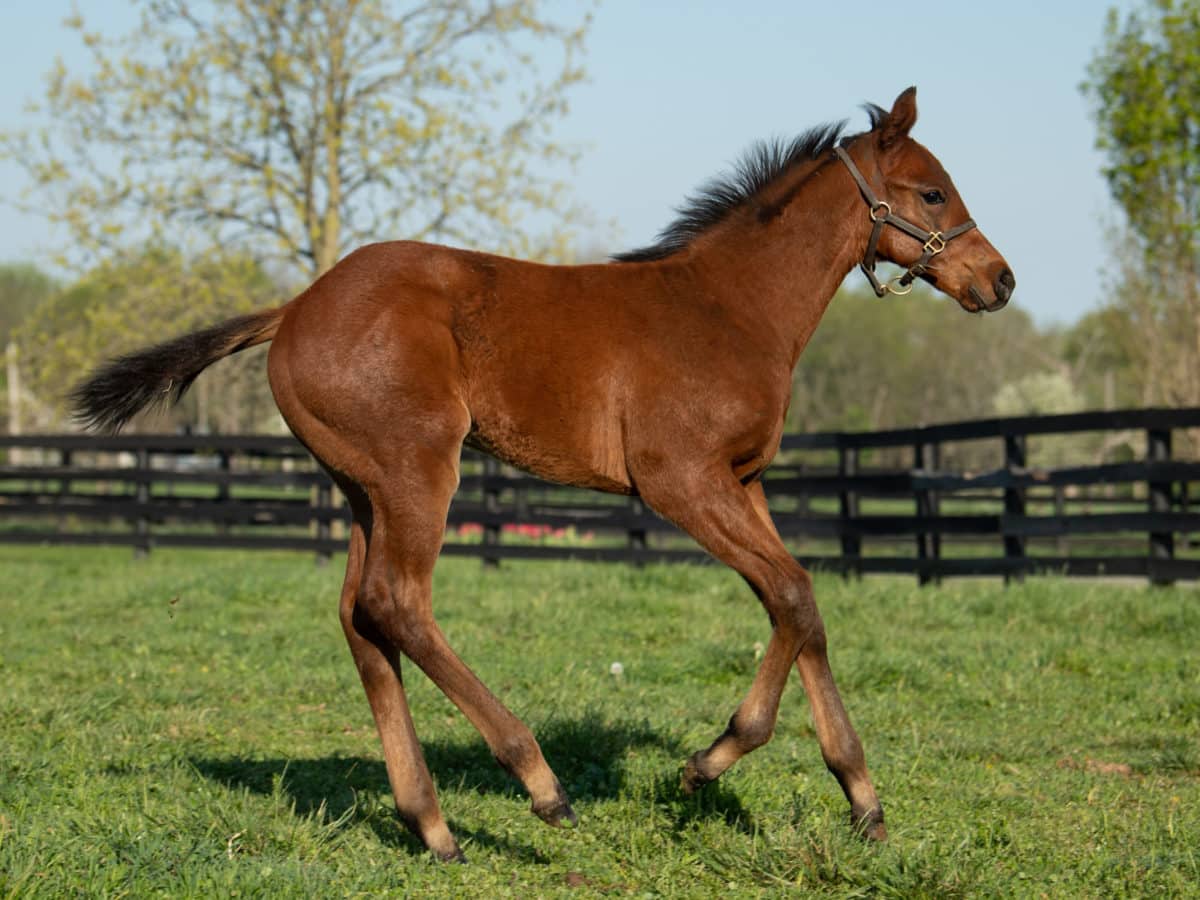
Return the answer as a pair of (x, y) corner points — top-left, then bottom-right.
(1, 547), (1197, 897)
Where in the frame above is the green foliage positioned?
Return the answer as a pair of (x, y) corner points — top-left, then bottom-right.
(1081, 1), (1200, 419)
(993, 371), (1082, 418)
(0, 262), (57, 431)
(994, 373), (1088, 467)
(1061, 306), (1144, 409)
(5, 0), (591, 276)
(0, 262), (57, 346)
(1, 548), (1196, 895)
(1083, 0), (1200, 260)
(791, 286), (1064, 433)
(17, 248), (282, 430)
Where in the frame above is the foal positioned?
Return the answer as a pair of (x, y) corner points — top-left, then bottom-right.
(75, 87), (1013, 860)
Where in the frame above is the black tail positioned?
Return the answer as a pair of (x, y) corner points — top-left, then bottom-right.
(71, 308), (284, 433)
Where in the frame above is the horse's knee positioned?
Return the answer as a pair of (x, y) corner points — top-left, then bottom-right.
(348, 567), (390, 630)
(801, 615), (828, 656)
(350, 571), (431, 655)
(726, 709), (775, 753)
(822, 727), (866, 777)
(774, 568), (824, 643)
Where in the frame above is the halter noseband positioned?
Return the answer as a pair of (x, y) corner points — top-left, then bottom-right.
(834, 145), (976, 297)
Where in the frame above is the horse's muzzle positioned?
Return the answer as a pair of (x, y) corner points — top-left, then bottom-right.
(994, 268), (1015, 305)
(969, 268), (1014, 312)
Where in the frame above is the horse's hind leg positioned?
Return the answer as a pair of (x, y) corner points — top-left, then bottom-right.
(353, 436), (576, 835)
(336, 509), (463, 861)
(273, 310), (570, 856)
(639, 471), (885, 840)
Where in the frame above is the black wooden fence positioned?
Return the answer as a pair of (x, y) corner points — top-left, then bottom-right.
(3, 407), (1200, 584)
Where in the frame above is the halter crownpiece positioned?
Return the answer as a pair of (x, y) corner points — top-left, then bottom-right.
(834, 145), (976, 297)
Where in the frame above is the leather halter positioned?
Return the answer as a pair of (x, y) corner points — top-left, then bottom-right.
(834, 145), (976, 297)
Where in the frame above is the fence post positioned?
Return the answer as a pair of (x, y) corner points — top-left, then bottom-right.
(1003, 434), (1026, 584)
(795, 462), (809, 554)
(629, 497), (647, 565)
(329, 484), (345, 541)
(216, 449), (232, 539)
(59, 449), (73, 497)
(914, 442), (940, 586)
(314, 476), (332, 567)
(134, 447), (151, 559)
(1147, 427), (1174, 586)
(1054, 485), (1067, 557)
(56, 447), (74, 536)
(930, 443), (942, 576)
(838, 446), (861, 579)
(515, 477), (530, 523)
(483, 456), (501, 568)
(515, 473), (532, 555)
(1181, 480), (1191, 551)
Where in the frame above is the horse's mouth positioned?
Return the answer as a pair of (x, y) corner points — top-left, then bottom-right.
(968, 286), (1008, 313)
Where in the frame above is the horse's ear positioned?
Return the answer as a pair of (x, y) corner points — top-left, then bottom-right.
(877, 86), (918, 150)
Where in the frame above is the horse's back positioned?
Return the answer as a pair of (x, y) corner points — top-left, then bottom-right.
(267, 241), (635, 491)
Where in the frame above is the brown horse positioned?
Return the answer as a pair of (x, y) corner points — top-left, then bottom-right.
(74, 87), (1013, 861)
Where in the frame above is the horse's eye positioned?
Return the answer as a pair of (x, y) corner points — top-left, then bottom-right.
(922, 189), (946, 205)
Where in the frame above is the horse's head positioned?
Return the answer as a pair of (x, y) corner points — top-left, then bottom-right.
(840, 87), (1014, 313)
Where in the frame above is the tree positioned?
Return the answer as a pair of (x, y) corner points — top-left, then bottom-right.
(1084, 0), (1200, 266)
(1082, 0), (1200, 412)
(789, 287), (1056, 426)
(785, 285), (1075, 468)
(993, 371), (1087, 468)
(1060, 307), (1139, 409)
(1, 263), (58, 434)
(18, 248), (281, 431)
(7, 0), (590, 278)
(0, 263), (57, 346)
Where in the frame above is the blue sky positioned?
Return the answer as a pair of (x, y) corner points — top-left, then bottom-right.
(1, 1), (1136, 325)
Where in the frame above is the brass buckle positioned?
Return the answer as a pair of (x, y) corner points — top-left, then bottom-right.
(923, 232), (946, 255)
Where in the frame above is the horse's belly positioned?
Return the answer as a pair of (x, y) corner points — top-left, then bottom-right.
(464, 408), (632, 495)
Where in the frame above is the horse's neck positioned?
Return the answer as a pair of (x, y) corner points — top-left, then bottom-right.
(692, 158), (869, 368)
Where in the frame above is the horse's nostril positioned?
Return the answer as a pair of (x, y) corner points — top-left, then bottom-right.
(994, 268), (1015, 303)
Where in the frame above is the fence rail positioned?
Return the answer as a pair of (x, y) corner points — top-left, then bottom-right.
(3, 407), (1199, 583)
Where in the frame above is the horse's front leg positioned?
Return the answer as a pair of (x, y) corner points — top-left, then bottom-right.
(639, 471), (885, 840)
(746, 481), (886, 838)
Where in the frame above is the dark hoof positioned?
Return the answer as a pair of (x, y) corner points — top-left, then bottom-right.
(400, 811), (464, 862)
(863, 821), (888, 842)
(680, 756), (714, 796)
(851, 806), (887, 842)
(433, 844), (467, 863)
(532, 796), (578, 828)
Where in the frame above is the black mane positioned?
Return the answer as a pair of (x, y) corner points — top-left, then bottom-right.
(613, 119), (854, 263)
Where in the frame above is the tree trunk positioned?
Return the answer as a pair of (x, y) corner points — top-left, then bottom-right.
(6, 341), (20, 436)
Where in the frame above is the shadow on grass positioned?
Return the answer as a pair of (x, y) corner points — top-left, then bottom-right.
(657, 776), (756, 836)
(191, 710), (755, 855)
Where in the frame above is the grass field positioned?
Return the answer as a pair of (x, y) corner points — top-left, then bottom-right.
(1, 547), (1197, 897)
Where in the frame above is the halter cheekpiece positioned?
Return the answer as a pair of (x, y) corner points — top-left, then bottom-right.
(834, 145), (976, 297)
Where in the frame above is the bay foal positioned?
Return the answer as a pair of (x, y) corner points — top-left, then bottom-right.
(75, 88), (1013, 860)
